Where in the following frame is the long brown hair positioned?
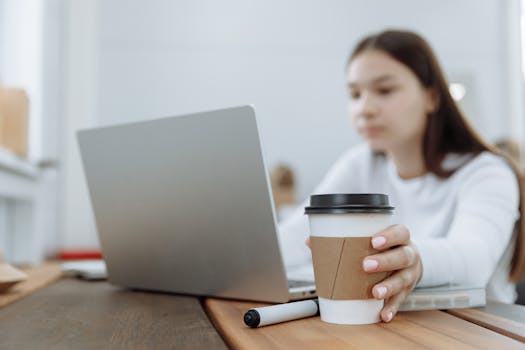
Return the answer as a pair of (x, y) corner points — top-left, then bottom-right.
(349, 29), (525, 282)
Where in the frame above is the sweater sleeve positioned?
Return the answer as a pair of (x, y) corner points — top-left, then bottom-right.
(277, 145), (366, 273)
(414, 157), (520, 288)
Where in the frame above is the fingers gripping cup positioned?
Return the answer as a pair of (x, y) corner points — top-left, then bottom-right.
(305, 194), (394, 325)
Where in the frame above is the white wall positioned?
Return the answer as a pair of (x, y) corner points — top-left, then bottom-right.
(61, 0), (523, 249)
(506, 0), (525, 142)
(95, 0), (516, 196)
(60, 1), (100, 249)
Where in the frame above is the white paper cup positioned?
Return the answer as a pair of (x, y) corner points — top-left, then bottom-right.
(305, 194), (394, 325)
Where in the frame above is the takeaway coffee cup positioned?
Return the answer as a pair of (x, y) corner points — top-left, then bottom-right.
(305, 193), (394, 325)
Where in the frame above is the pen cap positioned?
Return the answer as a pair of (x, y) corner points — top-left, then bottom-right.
(244, 309), (260, 328)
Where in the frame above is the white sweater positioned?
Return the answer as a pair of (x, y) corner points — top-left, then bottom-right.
(278, 144), (520, 303)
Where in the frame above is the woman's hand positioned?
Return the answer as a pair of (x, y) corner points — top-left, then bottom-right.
(305, 224), (422, 323)
(362, 224), (422, 322)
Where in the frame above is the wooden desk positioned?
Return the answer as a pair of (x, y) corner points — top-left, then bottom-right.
(448, 302), (525, 343)
(0, 262), (63, 308)
(205, 299), (525, 349)
(3, 274), (525, 349)
(0, 278), (227, 350)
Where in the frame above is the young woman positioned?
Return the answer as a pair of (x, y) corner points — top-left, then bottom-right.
(278, 29), (525, 323)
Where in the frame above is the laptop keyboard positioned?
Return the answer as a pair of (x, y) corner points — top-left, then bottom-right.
(288, 279), (315, 288)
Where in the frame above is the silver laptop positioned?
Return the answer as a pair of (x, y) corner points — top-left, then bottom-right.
(77, 105), (316, 303)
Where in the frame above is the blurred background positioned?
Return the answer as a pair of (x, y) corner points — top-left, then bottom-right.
(0, 0), (523, 264)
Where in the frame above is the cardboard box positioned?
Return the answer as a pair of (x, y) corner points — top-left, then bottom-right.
(0, 88), (29, 158)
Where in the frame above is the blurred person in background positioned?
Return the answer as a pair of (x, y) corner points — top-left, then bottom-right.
(278, 29), (524, 323)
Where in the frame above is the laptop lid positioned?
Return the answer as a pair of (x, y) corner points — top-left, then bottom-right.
(78, 105), (299, 302)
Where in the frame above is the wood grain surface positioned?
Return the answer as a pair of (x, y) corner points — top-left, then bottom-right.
(205, 298), (525, 349)
(0, 262), (63, 308)
(448, 302), (525, 343)
(0, 278), (227, 350)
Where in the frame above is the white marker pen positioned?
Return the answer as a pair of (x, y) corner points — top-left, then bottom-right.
(243, 299), (319, 328)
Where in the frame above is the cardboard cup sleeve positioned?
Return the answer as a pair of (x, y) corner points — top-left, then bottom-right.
(311, 236), (389, 300)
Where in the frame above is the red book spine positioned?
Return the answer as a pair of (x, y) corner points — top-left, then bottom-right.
(58, 250), (103, 260)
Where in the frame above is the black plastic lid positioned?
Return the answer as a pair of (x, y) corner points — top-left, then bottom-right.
(304, 193), (394, 214)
